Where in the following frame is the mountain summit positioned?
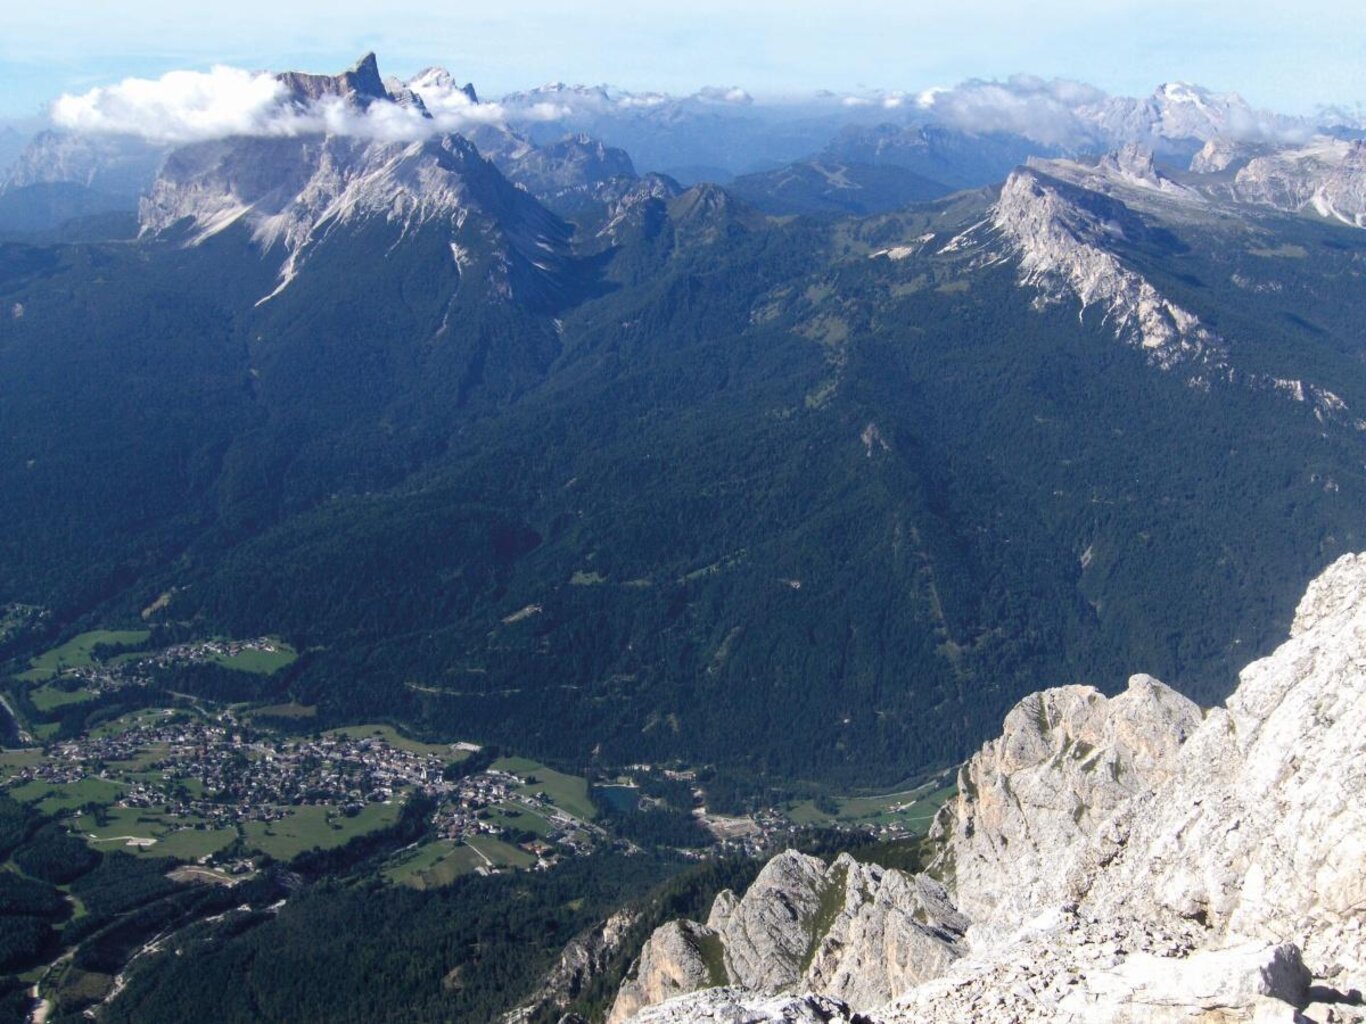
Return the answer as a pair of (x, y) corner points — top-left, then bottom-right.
(276, 51), (392, 107)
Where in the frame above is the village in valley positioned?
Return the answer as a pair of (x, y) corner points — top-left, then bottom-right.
(1, 616), (952, 889)
(3, 707), (616, 878)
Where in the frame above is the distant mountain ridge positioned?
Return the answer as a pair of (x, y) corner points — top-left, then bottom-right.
(5, 57), (1359, 237)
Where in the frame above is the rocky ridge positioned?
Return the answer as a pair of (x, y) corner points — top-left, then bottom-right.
(987, 157), (1364, 428)
(140, 123), (575, 306)
(135, 55), (648, 304)
(1232, 138), (1366, 227)
(613, 552), (1366, 1023)
(990, 165), (1225, 373)
(607, 851), (965, 1024)
(503, 909), (642, 1024)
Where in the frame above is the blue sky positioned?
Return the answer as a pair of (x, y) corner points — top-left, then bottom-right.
(1, 0), (1363, 120)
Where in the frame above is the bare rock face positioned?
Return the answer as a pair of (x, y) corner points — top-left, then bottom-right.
(719, 850), (831, 992)
(1189, 137), (1259, 173)
(140, 130), (574, 306)
(608, 850), (829, 1024)
(931, 673), (1201, 941)
(275, 52), (392, 109)
(608, 920), (726, 1024)
(609, 850), (966, 1020)
(992, 168), (1225, 373)
(4, 129), (165, 198)
(503, 909), (640, 1024)
(803, 855), (966, 1007)
(628, 989), (863, 1024)
(1077, 552), (1366, 987)
(891, 925), (1311, 1024)
(1233, 138), (1366, 226)
(612, 554), (1366, 1024)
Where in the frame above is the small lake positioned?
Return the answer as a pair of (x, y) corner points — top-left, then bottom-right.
(595, 785), (641, 815)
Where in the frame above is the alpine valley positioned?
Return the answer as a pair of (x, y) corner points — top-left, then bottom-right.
(0, 53), (1365, 1024)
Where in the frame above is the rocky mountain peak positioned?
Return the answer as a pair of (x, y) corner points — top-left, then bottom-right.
(1229, 136), (1366, 226)
(1189, 136), (1252, 173)
(408, 66), (479, 105)
(930, 674), (1202, 943)
(139, 128), (574, 308)
(276, 51), (391, 108)
(1094, 141), (1174, 191)
(608, 848), (965, 1023)
(1154, 80), (1221, 111)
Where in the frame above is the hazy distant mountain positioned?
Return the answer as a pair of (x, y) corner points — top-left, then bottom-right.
(728, 159), (953, 216)
(499, 83), (903, 179)
(821, 123), (1062, 190)
(0, 123), (32, 176)
(0, 130), (165, 236)
(492, 78), (1334, 183)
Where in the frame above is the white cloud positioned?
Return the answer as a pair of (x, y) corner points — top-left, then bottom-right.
(916, 87), (948, 109)
(695, 86), (753, 105)
(614, 93), (668, 110)
(923, 75), (1106, 147)
(50, 63), (518, 144)
(52, 66), (290, 142)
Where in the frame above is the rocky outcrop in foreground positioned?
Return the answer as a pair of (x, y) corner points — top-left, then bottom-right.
(607, 852), (964, 1024)
(613, 553), (1366, 1023)
(503, 909), (640, 1024)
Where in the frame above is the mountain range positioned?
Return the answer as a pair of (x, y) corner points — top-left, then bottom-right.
(4, 58), (1361, 236)
(2, 54), (1366, 802)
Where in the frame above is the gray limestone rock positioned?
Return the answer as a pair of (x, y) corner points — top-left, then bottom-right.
(613, 554), (1366, 1024)
(608, 920), (726, 1024)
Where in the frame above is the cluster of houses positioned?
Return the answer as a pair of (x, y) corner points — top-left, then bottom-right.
(139, 637), (283, 670)
(31, 636), (285, 698)
(7, 715), (612, 873)
(10, 719), (453, 827)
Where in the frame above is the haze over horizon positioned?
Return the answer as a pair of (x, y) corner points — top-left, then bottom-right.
(1, 0), (1363, 122)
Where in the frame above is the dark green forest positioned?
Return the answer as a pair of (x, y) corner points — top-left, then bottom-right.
(3, 175), (1366, 806)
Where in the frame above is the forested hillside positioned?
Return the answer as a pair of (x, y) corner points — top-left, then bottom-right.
(3, 162), (1365, 799)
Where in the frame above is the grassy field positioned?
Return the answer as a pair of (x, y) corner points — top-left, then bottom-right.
(492, 757), (595, 821)
(73, 806), (236, 859)
(383, 840), (485, 888)
(487, 803), (554, 837)
(89, 708), (181, 738)
(19, 629), (151, 682)
(0, 748), (46, 781)
(102, 742), (175, 772)
(324, 724), (472, 762)
(249, 702), (317, 719)
(786, 781), (957, 833)
(241, 800), (403, 861)
(465, 834), (537, 870)
(8, 776), (126, 814)
(28, 684), (98, 712)
(212, 640), (297, 675)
